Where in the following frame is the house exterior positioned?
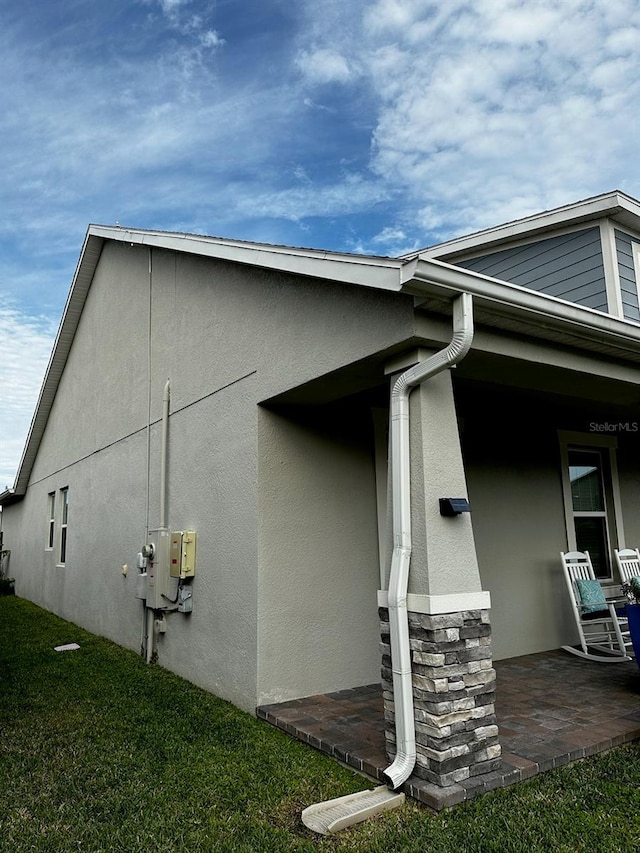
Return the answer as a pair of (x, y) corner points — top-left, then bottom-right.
(2, 190), (640, 790)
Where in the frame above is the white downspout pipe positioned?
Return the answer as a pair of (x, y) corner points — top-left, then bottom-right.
(383, 292), (474, 790)
(146, 379), (170, 664)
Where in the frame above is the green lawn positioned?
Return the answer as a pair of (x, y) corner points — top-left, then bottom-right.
(1, 596), (640, 852)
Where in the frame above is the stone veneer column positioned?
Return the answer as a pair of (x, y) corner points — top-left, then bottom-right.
(380, 606), (501, 787)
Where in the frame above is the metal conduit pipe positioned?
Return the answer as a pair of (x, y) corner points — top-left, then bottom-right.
(159, 379), (170, 531)
(383, 292), (474, 790)
(145, 379), (170, 665)
(145, 608), (156, 665)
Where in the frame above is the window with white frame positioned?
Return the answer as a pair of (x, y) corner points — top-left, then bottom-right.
(47, 492), (56, 550)
(59, 487), (69, 565)
(559, 432), (623, 579)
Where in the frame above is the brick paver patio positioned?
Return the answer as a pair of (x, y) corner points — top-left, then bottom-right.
(257, 650), (640, 810)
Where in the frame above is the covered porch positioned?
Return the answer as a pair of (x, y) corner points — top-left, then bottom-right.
(257, 650), (640, 811)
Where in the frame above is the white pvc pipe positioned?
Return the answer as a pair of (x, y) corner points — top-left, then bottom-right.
(383, 293), (474, 790)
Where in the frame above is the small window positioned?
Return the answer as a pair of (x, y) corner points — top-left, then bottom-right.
(559, 432), (624, 579)
(59, 488), (69, 565)
(47, 492), (56, 550)
(568, 449), (610, 577)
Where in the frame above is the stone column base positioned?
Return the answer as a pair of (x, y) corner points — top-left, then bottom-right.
(380, 607), (501, 787)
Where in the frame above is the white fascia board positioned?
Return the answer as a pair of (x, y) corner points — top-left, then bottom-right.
(88, 225), (404, 292)
(402, 256), (640, 356)
(410, 191), (640, 260)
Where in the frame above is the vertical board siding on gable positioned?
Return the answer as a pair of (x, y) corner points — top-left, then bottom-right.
(456, 227), (608, 313)
(614, 229), (640, 322)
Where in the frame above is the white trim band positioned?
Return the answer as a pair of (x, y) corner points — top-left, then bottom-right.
(377, 589), (491, 614)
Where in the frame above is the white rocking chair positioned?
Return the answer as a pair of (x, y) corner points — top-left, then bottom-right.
(560, 550), (632, 662)
(614, 547), (640, 585)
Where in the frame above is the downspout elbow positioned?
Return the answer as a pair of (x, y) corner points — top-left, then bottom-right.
(383, 750), (417, 791)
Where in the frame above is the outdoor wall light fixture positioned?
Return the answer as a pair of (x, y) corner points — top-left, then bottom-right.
(439, 497), (471, 516)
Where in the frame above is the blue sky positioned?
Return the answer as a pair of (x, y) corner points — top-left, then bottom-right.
(1, 0), (640, 487)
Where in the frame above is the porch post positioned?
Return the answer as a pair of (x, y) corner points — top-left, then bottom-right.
(380, 367), (501, 789)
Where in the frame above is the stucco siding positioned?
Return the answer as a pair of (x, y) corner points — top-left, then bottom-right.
(144, 245), (414, 410)
(2, 432), (150, 649)
(617, 434), (640, 548)
(256, 405), (381, 704)
(456, 378), (640, 661)
(459, 385), (569, 660)
(457, 227), (608, 312)
(4, 240), (414, 710)
(614, 229), (640, 322)
(5, 231), (640, 710)
(30, 245), (151, 483)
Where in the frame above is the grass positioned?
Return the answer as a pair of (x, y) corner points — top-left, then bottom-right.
(1, 597), (640, 852)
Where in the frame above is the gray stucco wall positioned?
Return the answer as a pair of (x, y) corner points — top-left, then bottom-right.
(458, 379), (640, 660)
(456, 383), (568, 660)
(257, 404), (381, 705)
(617, 433), (640, 547)
(3, 241), (414, 711)
(457, 227), (608, 313)
(5, 236), (640, 708)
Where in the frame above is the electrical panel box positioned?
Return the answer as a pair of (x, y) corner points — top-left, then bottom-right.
(170, 531), (197, 579)
(135, 572), (148, 600)
(146, 528), (171, 609)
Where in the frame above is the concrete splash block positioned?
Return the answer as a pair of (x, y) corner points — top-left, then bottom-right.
(302, 785), (404, 835)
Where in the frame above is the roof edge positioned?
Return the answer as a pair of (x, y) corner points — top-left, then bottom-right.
(402, 256), (640, 356)
(88, 225), (403, 290)
(407, 190), (640, 260)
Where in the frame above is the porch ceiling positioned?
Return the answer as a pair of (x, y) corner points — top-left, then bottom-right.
(454, 349), (640, 408)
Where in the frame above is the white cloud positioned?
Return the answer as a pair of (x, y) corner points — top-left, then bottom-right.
(235, 172), (391, 223)
(0, 305), (57, 488)
(289, 0), (640, 247)
(200, 29), (224, 49)
(296, 48), (352, 84)
(159, 0), (186, 12)
(605, 26), (640, 54)
(358, 0), (640, 237)
(372, 226), (406, 244)
(363, 0), (435, 36)
(140, 0), (225, 76)
(369, 225), (420, 256)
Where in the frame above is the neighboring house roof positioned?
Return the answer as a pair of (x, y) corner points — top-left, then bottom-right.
(3, 193), (640, 505)
(407, 189), (640, 261)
